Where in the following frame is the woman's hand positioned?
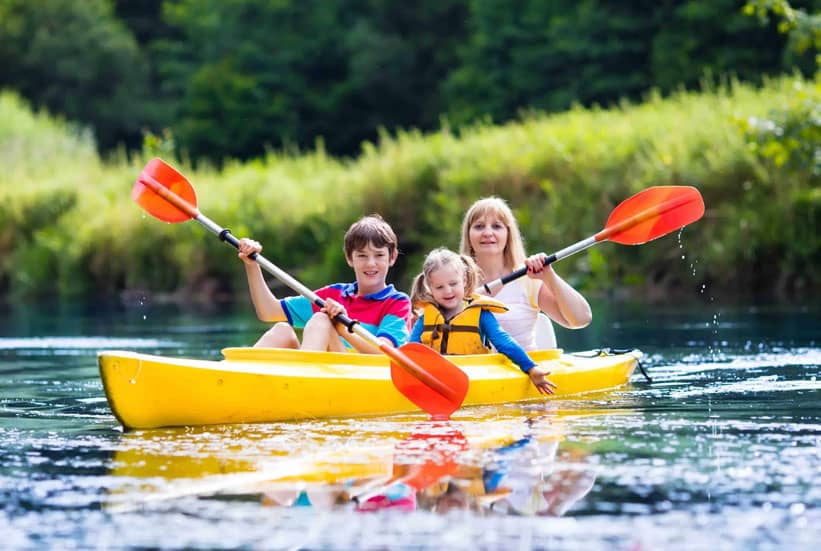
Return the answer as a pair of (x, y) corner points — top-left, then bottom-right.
(528, 365), (558, 395)
(524, 253), (552, 279)
(237, 238), (262, 265)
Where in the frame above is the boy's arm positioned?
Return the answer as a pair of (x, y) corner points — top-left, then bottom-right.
(375, 297), (412, 346)
(238, 239), (287, 322)
(243, 262), (288, 322)
(334, 297), (412, 354)
(409, 317), (424, 343)
(333, 315), (410, 354)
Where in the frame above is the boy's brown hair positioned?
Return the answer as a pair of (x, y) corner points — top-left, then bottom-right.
(343, 214), (398, 258)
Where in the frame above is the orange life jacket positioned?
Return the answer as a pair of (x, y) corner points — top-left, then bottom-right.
(419, 294), (508, 354)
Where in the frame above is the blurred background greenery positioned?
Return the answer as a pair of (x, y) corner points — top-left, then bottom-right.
(0, 0), (818, 304)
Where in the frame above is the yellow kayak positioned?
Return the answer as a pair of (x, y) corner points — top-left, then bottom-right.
(98, 347), (640, 429)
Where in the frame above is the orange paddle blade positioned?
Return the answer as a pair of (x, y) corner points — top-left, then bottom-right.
(390, 343), (469, 419)
(393, 426), (469, 490)
(602, 186), (705, 245)
(132, 158), (198, 223)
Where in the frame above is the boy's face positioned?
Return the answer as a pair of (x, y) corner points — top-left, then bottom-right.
(346, 243), (397, 291)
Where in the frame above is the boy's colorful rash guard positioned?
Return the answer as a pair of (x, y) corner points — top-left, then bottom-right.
(280, 283), (411, 347)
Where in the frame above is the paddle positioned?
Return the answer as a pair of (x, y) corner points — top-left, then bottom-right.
(351, 421), (469, 509)
(482, 186), (705, 294)
(132, 157), (468, 418)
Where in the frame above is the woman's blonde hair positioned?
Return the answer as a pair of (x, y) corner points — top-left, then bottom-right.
(459, 196), (527, 270)
(410, 247), (482, 308)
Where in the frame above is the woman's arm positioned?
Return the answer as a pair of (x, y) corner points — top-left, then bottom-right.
(525, 255), (592, 329)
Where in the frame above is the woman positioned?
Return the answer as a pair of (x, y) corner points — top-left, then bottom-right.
(459, 197), (592, 350)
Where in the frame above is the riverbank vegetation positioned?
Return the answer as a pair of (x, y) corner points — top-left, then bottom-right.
(0, 74), (818, 304)
(1, 0), (817, 161)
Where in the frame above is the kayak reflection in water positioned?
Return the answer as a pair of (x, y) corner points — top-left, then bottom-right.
(349, 421), (469, 512)
(260, 420), (468, 513)
(414, 418), (596, 516)
(259, 417), (596, 517)
(477, 436), (596, 516)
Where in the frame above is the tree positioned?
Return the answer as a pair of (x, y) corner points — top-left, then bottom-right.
(744, 0), (821, 68)
(0, 0), (154, 150)
(153, 0), (471, 160)
(442, 0), (657, 125)
(650, 0), (797, 92)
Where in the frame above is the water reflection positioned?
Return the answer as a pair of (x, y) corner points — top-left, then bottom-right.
(3, 302), (818, 549)
(409, 424), (597, 517)
(107, 410), (603, 518)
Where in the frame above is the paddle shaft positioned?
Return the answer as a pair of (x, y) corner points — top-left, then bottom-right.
(482, 191), (696, 294)
(138, 172), (459, 401)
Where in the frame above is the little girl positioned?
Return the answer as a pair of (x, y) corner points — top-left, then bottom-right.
(410, 248), (557, 395)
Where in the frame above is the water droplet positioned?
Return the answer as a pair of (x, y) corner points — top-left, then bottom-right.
(142, 315), (147, 320)
(790, 503), (806, 515)
(129, 378), (136, 384)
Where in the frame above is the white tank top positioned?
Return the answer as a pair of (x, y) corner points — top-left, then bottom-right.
(486, 278), (552, 351)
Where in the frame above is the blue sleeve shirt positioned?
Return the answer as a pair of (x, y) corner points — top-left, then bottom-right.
(479, 310), (538, 373)
(409, 317), (424, 343)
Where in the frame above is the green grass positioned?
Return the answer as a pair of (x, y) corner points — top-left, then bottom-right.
(1, 74), (818, 303)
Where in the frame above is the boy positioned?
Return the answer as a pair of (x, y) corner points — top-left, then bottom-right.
(237, 215), (411, 353)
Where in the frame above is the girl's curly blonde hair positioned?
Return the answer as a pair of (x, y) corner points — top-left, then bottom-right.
(410, 247), (483, 309)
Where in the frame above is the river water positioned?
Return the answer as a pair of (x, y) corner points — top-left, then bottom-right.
(0, 299), (818, 550)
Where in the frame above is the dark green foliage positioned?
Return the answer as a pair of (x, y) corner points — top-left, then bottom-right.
(651, 0), (788, 90)
(443, 0), (657, 124)
(151, 0), (471, 160)
(0, 0), (154, 150)
(734, 86), (821, 295)
(1, 0), (815, 160)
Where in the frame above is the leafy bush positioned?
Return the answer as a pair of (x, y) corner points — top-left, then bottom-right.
(0, 74), (817, 303)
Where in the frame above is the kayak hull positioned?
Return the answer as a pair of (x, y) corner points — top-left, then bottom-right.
(98, 347), (640, 429)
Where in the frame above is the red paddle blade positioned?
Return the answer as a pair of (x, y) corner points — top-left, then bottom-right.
(394, 425), (469, 490)
(390, 343), (469, 419)
(602, 186), (705, 245)
(132, 158), (198, 223)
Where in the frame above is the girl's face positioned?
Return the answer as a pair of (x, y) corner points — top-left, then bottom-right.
(427, 263), (466, 316)
(468, 214), (508, 259)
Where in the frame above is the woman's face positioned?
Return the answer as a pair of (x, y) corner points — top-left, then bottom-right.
(468, 214), (508, 259)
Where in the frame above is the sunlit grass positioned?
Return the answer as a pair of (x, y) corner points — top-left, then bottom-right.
(1, 74), (817, 301)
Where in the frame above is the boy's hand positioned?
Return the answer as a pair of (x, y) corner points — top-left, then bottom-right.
(238, 238), (262, 265)
(528, 365), (557, 395)
(321, 298), (348, 320)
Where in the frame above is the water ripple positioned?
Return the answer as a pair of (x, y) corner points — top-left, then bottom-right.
(0, 337), (180, 350)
